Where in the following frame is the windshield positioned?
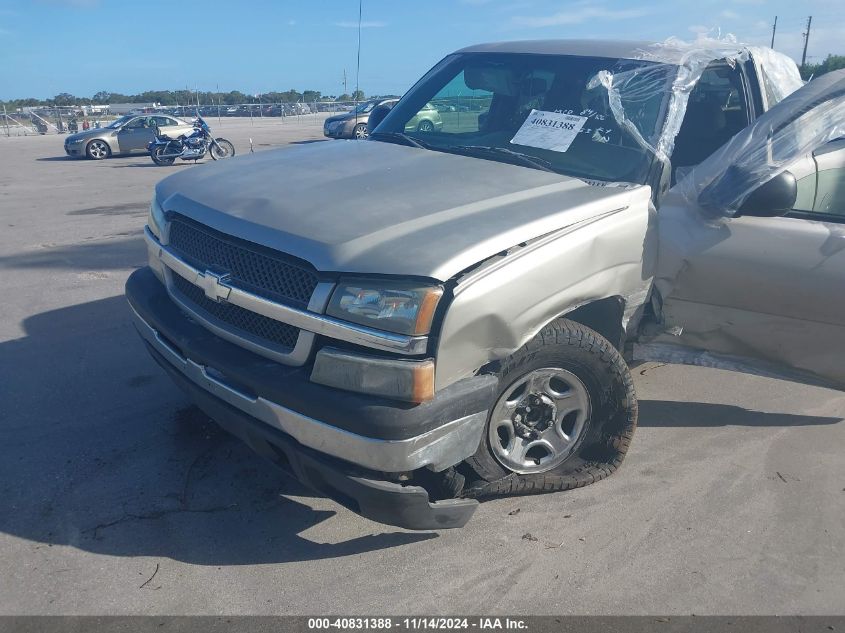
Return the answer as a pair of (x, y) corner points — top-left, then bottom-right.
(372, 53), (678, 184)
(105, 115), (134, 129)
(352, 101), (377, 114)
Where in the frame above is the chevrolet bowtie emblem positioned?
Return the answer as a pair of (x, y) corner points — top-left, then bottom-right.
(196, 270), (232, 302)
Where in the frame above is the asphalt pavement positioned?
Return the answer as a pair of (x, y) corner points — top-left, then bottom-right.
(1, 118), (843, 615)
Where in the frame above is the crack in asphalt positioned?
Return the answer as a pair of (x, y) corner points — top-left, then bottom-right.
(86, 503), (238, 540)
(84, 425), (235, 541)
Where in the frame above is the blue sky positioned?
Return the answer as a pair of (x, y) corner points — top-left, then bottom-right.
(0, 0), (841, 100)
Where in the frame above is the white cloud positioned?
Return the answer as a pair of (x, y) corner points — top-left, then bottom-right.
(511, 6), (649, 27)
(688, 25), (711, 35)
(334, 20), (387, 28)
(719, 10), (740, 19)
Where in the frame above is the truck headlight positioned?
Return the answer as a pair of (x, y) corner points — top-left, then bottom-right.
(326, 279), (443, 336)
(147, 195), (165, 239)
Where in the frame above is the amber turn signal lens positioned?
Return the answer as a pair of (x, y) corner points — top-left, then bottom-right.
(413, 287), (444, 336)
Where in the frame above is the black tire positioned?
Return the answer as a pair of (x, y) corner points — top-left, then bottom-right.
(416, 119), (435, 133)
(353, 123), (368, 139)
(209, 138), (235, 160)
(463, 318), (637, 497)
(85, 139), (111, 160)
(150, 145), (175, 166)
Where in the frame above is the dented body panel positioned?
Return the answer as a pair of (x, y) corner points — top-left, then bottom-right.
(648, 70), (845, 390)
(436, 187), (654, 389)
(645, 189), (845, 389)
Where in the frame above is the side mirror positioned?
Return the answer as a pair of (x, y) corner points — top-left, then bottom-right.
(736, 170), (797, 217)
(697, 165), (797, 217)
(367, 104), (393, 134)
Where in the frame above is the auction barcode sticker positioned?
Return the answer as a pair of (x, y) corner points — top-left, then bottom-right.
(510, 109), (587, 153)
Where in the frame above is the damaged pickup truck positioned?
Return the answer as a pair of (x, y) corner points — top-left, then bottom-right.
(126, 39), (845, 529)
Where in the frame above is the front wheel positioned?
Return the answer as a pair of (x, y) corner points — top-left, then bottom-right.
(86, 139), (111, 160)
(353, 123), (368, 139)
(150, 145), (175, 166)
(416, 119), (435, 133)
(209, 138), (235, 160)
(463, 318), (637, 497)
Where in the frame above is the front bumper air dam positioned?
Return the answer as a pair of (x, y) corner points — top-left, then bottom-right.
(125, 267), (493, 529)
(152, 347), (478, 529)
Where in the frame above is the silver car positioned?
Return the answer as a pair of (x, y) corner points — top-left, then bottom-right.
(63, 114), (194, 160)
(324, 99), (444, 139)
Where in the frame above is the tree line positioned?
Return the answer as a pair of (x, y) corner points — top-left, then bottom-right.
(1, 88), (367, 109)
(799, 54), (845, 80)
(5, 55), (841, 109)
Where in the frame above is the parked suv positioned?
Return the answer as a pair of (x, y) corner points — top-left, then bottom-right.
(127, 40), (845, 529)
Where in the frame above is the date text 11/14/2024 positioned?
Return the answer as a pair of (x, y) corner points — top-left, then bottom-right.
(307, 617), (528, 630)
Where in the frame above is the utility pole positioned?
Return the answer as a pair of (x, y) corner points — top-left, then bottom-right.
(355, 0), (362, 105)
(801, 15), (812, 70)
(770, 16), (777, 48)
(342, 69), (348, 97)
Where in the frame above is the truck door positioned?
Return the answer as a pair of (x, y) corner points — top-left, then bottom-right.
(641, 70), (845, 389)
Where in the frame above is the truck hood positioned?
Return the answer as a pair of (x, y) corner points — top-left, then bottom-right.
(155, 140), (644, 281)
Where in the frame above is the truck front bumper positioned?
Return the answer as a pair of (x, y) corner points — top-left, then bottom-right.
(125, 267), (496, 529)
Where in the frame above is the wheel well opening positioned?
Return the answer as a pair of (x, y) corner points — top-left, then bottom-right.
(562, 297), (625, 350)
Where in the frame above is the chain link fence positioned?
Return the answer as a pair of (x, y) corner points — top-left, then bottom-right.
(0, 101), (373, 137)
(1, 96), (493, 137)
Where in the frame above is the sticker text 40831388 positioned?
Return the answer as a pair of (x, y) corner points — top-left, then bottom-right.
(510, 108), (617, 152)
(510, 109), (587, 153)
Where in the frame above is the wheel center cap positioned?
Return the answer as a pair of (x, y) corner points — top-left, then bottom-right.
(513, 393), (557, 438)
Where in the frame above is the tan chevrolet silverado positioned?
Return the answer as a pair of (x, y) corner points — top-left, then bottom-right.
(126, 39), (845, 528)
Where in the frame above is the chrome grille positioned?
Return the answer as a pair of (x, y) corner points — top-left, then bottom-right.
(168, 215), (319, 308)
(172, 274), (300, 352)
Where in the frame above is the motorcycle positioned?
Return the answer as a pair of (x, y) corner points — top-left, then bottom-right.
(147, 116), (235, 166)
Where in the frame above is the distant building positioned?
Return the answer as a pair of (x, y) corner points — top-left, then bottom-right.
(108, 102), (159, 114)
(82, 105), (109, 116)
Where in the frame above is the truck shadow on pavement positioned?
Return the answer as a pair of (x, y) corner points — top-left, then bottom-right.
(638, 399), (842, 427)
(0, 235), (147, 271)
(0, 295), (436, 567)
